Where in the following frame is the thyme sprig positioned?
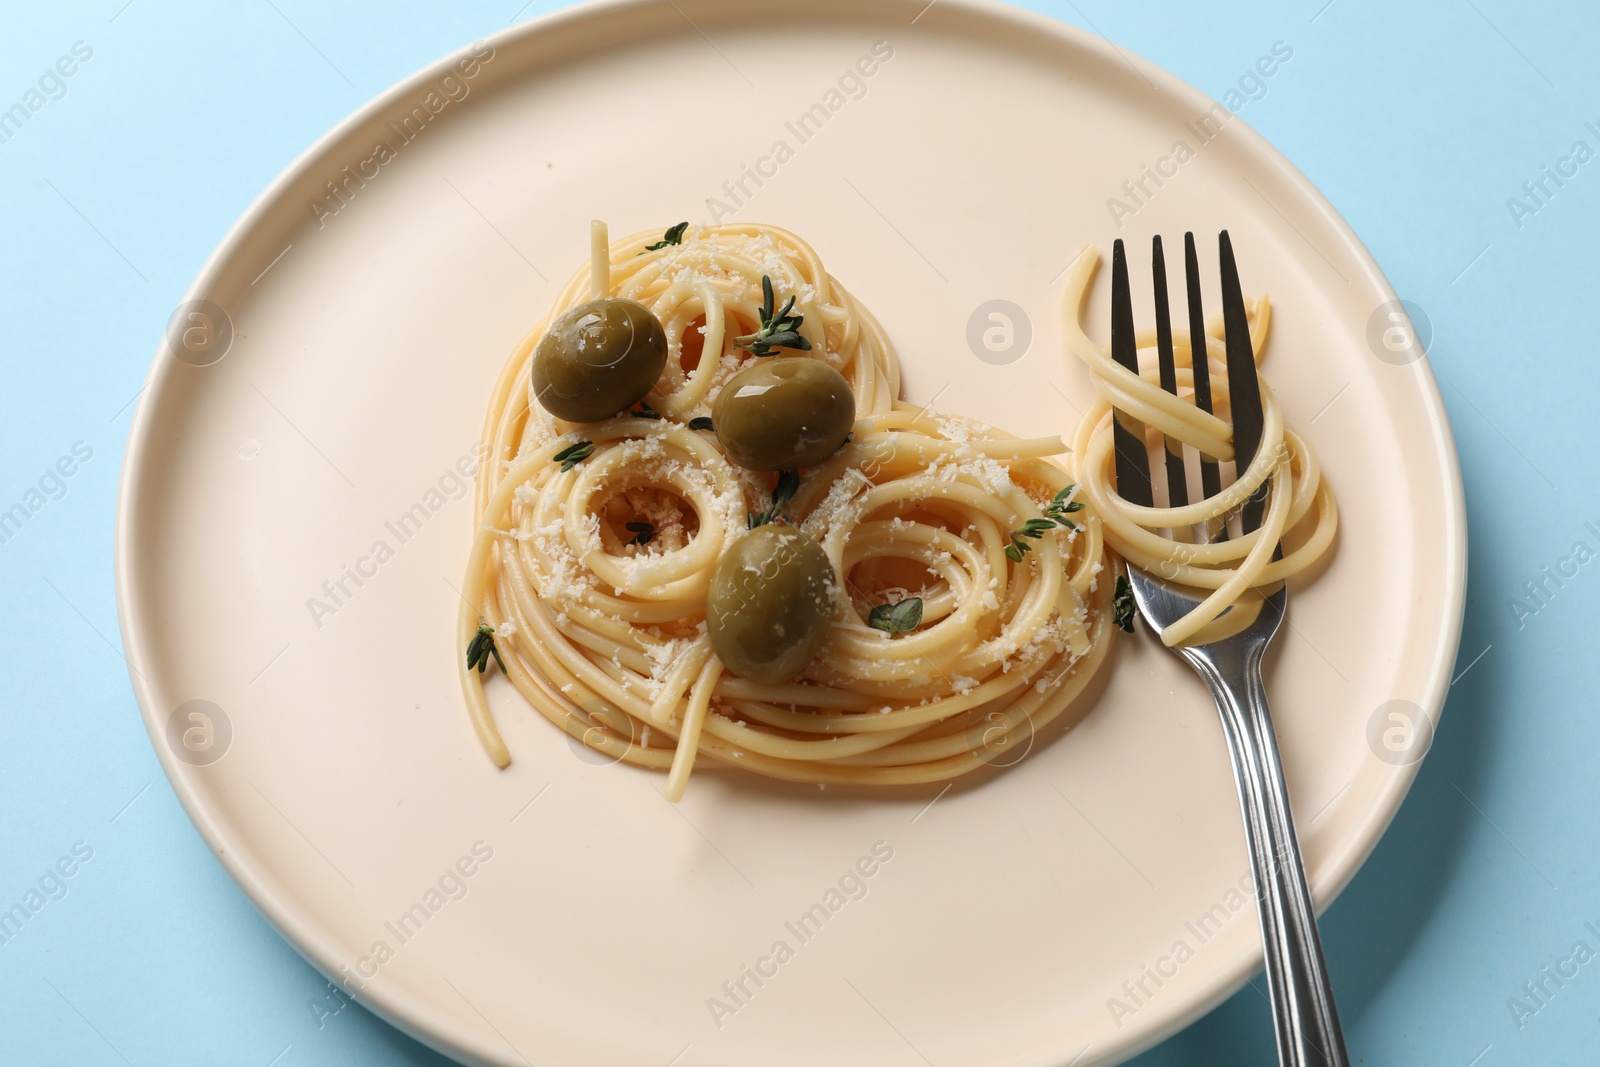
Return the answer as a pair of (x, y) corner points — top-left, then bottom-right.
(1044, 484), (1086, 530)
(624, 521), (655, 546)
(735, 275), (812, 357)
(1004, 518), (1059, 563)
(1003, 485), (1086, 562)
(748, 469), (800, 528)
(466, 623), (506, 674)
(642, 221), (689, 252)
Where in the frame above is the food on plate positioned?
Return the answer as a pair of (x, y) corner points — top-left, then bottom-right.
(458, 222), (1113, 798)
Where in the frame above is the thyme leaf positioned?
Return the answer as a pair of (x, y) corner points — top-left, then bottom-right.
(1113, 575), (1136, 633)
(868, 597), (923, 635)
(735, 275), (813, 357)
(552, 440), (594, 472)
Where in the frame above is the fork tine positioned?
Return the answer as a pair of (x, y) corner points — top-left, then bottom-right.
(1151, 236), (1189, 513)
(1184, 234), (1225, 510)
(1110, 238), (1154, 509)
(1218, 230), (1267, 534)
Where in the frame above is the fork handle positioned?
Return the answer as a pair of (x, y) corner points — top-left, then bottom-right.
(1192, 649), (1350, 1067)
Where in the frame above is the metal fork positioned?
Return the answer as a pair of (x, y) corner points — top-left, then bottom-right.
(1110, 233), (1349, 1067)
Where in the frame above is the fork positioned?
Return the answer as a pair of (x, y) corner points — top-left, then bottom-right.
(1110, 233), (1349, 1067)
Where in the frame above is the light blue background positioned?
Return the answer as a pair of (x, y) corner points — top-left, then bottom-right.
(0, 1), (1587, 1064)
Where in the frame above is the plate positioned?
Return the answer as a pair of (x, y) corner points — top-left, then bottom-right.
(114, 2), (1465, 1064)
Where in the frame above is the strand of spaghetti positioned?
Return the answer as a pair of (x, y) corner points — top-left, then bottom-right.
(663, 655), (722, 801)
(1063, 248), (1235, 460)
(1060, 242), (1337, 645)
(590, 220), (609, 300)
(457, 442), (570, 766)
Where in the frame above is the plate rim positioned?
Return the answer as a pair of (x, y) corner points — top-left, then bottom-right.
(113, 1), (1468, 1064)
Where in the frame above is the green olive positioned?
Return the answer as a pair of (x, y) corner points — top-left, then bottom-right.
(707, 524), (836, 684)
(712, 358), (855, 471)
(532, 298), (667, 423)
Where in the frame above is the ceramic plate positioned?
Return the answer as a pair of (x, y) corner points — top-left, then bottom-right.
(115, 2), (1465, 1064)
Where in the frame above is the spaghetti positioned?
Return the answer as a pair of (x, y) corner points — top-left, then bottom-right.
(458, 223), (1114, 798)
(1061, 245), (1337, 647)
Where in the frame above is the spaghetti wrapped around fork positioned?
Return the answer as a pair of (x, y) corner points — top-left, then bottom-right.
(1062, 245), (1337, 646)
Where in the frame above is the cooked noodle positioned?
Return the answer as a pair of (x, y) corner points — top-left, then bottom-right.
(1061, 245), (1337, 647)
(458, 224), (1113, 797)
